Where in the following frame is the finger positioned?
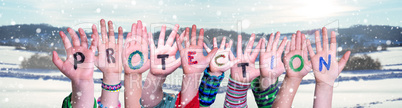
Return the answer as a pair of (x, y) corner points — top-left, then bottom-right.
(118, 27), (124, 50)
(291, 34), (296, 50)
(251, 38), (262, 61)
(284, 41), (290, 55)
(277, 37), (287, 56)
(338, 51), (351, 74)
(220, 37), (226, 49)
(59, 31), (72, 51)
(128, 23), (136, 43)
(237, 35), (242, 57)
(206, 48), (219, 62)
(136, 20), (143, 43)
(260, 38), (266, 53)
(172, 57), (182, 71)
(267, 33), (274, 51)
(245, 33), (256, 55)
(171, 41), (179, 54)
(100, 19), (108, 43)
(185, 27), (190, 48)
(149, 32), (156, 55)
(213, 37), (218, 48)
(158, 25), (167, 47)
(229, 50), (236, 61)
(307, 39), (315, 58)
(140, 26), (147, 44)
(203, 43), (211, 53)
(296, 31), (301, 50)
(167, 24), (179, 46)
(272, 31), (281, 51)
(52, 51), (64, 70)
(315, 30), (322, 52)
(322, 27), (329, 52)
(198, 28), (204, 46)
(91, 24), (100, 46)
(176, 31), (185, 51)
(90, 34), (98, 52)
(108, 21), (116, 43)
(68, 28), (80, 47)
(302, 34), (308, 57)
(191, 24), (197, 45)
(78, 28), (88, 48)
(228, 39), (233, 51)
(330, 31), (337, 52)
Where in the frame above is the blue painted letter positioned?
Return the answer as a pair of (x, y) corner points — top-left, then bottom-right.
(319, 54), (331, 71)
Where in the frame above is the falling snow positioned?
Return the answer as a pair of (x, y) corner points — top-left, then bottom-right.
(36, 28), (41, 33)
(18, 56), (24, 61)
(96, 8), (101, 13)
(11, 20), (16, 25)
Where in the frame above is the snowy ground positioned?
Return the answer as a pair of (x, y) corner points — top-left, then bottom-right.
(1, 46), (402, 107)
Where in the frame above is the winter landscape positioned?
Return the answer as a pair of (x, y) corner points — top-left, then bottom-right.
(2, 0), (402, 107)
(1, 43), (402, 107)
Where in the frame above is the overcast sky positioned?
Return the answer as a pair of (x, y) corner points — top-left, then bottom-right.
(1, 0), (401, 33)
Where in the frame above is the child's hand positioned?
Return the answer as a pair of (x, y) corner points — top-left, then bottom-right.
(307, 27), (351, 86)
(148, 24), (181, 76)
(229, 34), (263, 83)
(259, 32), (287, 84)
(53, 27), (97, 82)
(176, 25), (218, 75)
(203, 37), (236, 75)
(122, 20), (151, 75)
(283, 31), (312, 79)
(93, 19), (123, 76)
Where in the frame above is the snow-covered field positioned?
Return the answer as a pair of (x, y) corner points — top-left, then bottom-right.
(1, 46), (402, 107)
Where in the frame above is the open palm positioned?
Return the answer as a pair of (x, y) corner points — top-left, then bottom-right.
(260, 32), (287, 80)
(229, 34), (263, 83)
(176, 25), (218, 74)
(149, 24), (181, 76)
(122, 20), (151, 74)
(307, 27), (351, 86)
(53, 28), (97, 82)
(283, 31), (312, 78)
(93, 19), (123, 74)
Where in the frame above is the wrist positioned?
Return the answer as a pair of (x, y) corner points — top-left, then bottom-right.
(259, 76), (277, 90)
(316, 81), (334, 88)
(103, 73), (121, 84)
(207, 67), (223, 76)
(72, 79), (94, 87)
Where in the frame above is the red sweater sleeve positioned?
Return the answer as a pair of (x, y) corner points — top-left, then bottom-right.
(175, 92), (200, 108)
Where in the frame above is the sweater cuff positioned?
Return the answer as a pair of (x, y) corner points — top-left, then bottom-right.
(224, 76), (250, 108)
(251, 76), (279, 108)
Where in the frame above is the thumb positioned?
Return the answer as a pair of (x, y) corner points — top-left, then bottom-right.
(206, 48), (219, 62)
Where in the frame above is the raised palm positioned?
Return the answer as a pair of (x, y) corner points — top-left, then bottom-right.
(307, 27), (351, 86)
(203, 37), (235, 73)
(53, 28), (97, 81)
(260, 32), (287, 80)
(283, 31), (312, 78)
(93, 19), (123, 74)
(229, 34), (263, 83)
(176, 25), (218, 74)
(123, 20), (150, 74)
(149, 24), (181, 76)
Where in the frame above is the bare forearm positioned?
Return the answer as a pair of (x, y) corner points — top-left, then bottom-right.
(272, 76), (302, 108)
(180, 73), (202, 106)
(141, 73), (166, 107)
(313, 83), (333, 108)
(71, 80), (94, 108)
(124, 73), (142, 108)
